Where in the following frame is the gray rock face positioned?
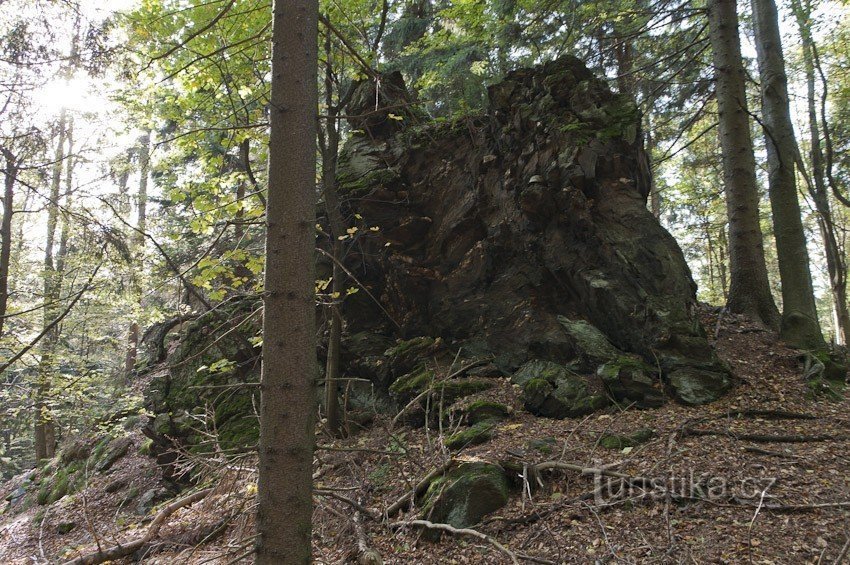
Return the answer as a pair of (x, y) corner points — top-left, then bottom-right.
(337, 55), (730, 409)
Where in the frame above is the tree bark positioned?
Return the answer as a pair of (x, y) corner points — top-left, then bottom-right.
(751, 0), (824, 349)
(255, 0), (318, 563)
(0, 148), (17, 339)
(707, 0), (780, 329)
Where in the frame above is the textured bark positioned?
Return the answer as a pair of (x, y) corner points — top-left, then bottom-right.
(751, 0), (824, 349)
(707, 0), (780, 329)
(255, 0), (318, 563)
(791, 0), (849, 345)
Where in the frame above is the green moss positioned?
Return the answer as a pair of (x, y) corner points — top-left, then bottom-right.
(421, 462), (510, 533)
(526, 437), (557, 454)
(599, 428), (655, 449)
(139, 438), (154, 456)
(384, 336), (436, 359)
(390, 367), (493, 406)
(389, 368), (434, 398)
(512, 359), (569, 387)
(445, 419), (497, 450)
(465, 401), (510, 424)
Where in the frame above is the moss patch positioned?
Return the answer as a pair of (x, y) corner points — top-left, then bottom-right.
(599, 428), (655, 449)
(421, 462), (510, 535)
(445, 419), (497, 450)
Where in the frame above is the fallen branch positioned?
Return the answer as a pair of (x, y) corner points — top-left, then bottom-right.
(353, 498), (382, 565)
(315, 489), (379, 520)
(390, 520), (522, 564)
(683, 427), (847, 443)
(62, 488), (212, 565)
(385, 459), (454, 517)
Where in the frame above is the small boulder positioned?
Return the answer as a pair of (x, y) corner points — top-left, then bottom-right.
(599, 428), (655, 449)
(667, 367), (731, 405)
(444, 420), (497, 450)
(523, 374), (608, 419)
(421, 462), (510, 534)
(597, 358), (664, 408)
(511, 359), (570, 387)
(95, 436), (132, 473)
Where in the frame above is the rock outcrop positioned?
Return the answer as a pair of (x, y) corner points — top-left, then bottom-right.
(337, 56), (730, 409)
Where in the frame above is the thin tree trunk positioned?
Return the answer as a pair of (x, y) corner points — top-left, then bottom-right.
(124, 132), (151, 377)
(256, 0), (318, 562)
(320, 27), (347, 438)
(791, 0), (849, 345)
(35, 109), (68, 462)
(707, 0), (780, 328)
(0, 148), (17, 339)
(751, 0), (824, 349)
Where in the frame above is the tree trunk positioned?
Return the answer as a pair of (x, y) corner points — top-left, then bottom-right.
(320, 28), (347, 438)
(707, 0), (780, 328)
(255, 0), (318, 563)
(35, 109), (67, 462)
(751, 0), (824, 349)
(791, 0), (849, 345)
(0, 148), (17, 339)
(135, 131), (150, 247)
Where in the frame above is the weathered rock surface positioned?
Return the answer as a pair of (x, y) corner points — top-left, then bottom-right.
(338, 56), (730, 411)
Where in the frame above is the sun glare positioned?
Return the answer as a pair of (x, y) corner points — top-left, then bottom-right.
(34, 76), (96, 114)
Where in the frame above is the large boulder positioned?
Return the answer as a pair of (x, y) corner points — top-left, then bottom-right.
(337, 55), (730, 410)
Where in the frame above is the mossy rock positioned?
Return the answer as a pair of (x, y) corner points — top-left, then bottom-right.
(599, 428), (655, 449)
(526, 437), (558, 454)
(445, 419), (497, 450)
(464, 401), (510, 424)
(557, 316), (621, 366)
(511, 359), (569, 387)
(94, 436), (132, 473)
(389, 368), (435, 400)
(390, 367), (494, 405)
(667, 367), (731, 406)
(57, 521), (76, 534)
(421, 462), (510, 535)
(522, 374), (608, 418)
(597, 358), (664, 408)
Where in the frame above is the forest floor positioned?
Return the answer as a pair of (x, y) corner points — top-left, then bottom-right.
(2, 308), (850, 564)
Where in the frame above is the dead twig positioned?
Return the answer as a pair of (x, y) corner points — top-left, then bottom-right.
(389, 519), (523, 564)
(385, 458), (454, 517)
(61, 488), (212, 565)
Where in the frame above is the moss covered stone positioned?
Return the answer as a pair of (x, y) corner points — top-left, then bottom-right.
(599, 428), (655, 449)
(511, 359), (569, 387)
(557, 317), (621, 365)
(445, 419), (497, 450)
(523, 373), (608, 418)
(667, 367), (731, 406)
(526, 437), (558, 454)
(390, 367), (494, 406)
(421, 462), (510, 533)
(597, 358), (664, 408)
(465, 400), (510, 424)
